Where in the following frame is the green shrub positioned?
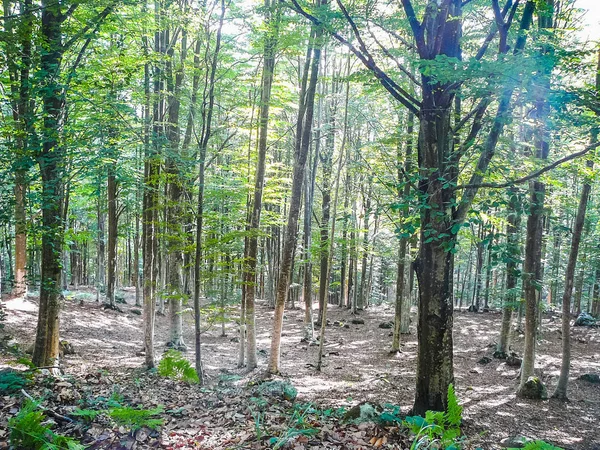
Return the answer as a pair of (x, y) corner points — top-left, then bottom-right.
(158, 350), (199, 383)
(9, 399), (84, 450)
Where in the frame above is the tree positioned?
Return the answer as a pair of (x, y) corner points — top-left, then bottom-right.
(289, 0), (536, 413)
(268, 6), (324, 374)
(243, 0), (280, 370)
(32, 0), (114, 368)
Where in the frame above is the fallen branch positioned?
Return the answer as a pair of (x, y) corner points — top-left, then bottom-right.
(21, 389), (74, 423)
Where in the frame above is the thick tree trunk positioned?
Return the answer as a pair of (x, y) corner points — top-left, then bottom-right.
(33, 0), (64, 368)
(412, 104), (455, 415)
(165, 28), (187, 350)
(518, 181), (545, 393)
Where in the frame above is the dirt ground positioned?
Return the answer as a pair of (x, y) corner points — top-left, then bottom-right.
(1, 287), (599, 449)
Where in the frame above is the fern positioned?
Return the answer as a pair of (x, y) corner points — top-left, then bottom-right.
(158, 350), (199, 383)
(71, 408), (101, 423)
(404, 384), (464, 449)
(108, 406), (164, 431)
(446, 384), (462, 428)
(0, 369), (31, 394)
(8, 400), (84, 450)
(517, 441), (563, 450)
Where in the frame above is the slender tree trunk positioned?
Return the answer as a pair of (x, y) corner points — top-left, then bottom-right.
(552, 157), (593, 398)
(268, 23), (323, 374)
(14, 170), (27, 296)
(193, 0), (225, 380)
(317, 100), (334, 325)
(358, 183), (371, 310)
(106, 163), (117, 307)
(244, 0), (279, 370)
(497, 189), (521, 357)
(142, 0), (160, 368)
(393, 111), (414, 351)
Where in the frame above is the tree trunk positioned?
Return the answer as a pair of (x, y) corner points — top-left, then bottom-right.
(32, 0), (64, 368)
(244, 0), (279, 370)
(14, 170), (27, 297)
(193, 0), (225, 381)
(165, 20), (187, 350)
(497, 189), (521, 357)
(518, 0), (553, 395)
(268, 23), (323, 374)
(106, 162), (117, 307)
(358, 183), (371, 310)
(393, 111), (414, 351)
(552, 157), (593, 398)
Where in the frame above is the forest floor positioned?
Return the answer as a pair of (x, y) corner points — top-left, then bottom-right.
(1, 287), (599, 450)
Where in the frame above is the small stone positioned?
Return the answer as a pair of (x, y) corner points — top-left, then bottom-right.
(506, 352), (522, 367)
(136, 428), (149, 442)
(574, 312), (597, 327)
(500, 436), (532, 448)
(470, 368), (481, 374)
(577, 373), (600, 383)
(351, 318), (365, 325)
(519, 376), (547, 400)
(59, 340), (75, 355)
(493, 350), (508, 360)
(378, 321), (394, 329)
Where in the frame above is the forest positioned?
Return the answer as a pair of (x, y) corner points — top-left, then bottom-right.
(0, 0), (600, 448)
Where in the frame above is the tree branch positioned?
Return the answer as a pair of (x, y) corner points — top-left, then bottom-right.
(62, 3), (115, 51)
(284, 0), (421, 114)
(455, 141), (600, 190)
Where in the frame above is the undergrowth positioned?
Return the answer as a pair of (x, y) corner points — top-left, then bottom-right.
(0, 369), (32, 394)
(8, 400), (84, 450)
(404, 383), (463, 449)
(158, 349), (199, 383)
